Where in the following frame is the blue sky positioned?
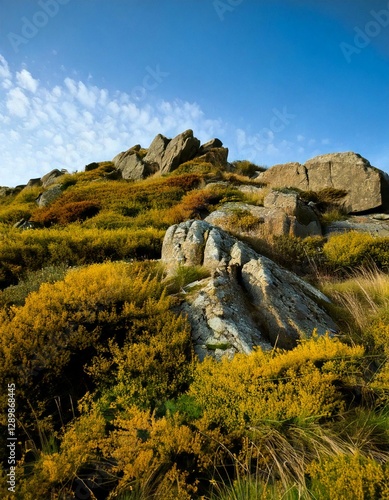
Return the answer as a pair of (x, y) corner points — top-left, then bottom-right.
(0, 0), (388, 186)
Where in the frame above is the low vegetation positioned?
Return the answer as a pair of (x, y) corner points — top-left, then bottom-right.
(0, 163), (388, 498)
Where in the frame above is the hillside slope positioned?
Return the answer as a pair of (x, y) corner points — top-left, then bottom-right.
(1, 131), (389, 499)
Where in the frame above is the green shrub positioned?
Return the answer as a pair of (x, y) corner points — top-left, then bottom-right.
(231, 160), (267, 178)
(0, 264), (69, 308)
(323, 232), (389, 270)
(0, 261), (192, 436)
(0, 226), (165, 287)
(0, 205), (33, 224)
(165, 265), (210, 294)
(173, 160), (221, 176)
(308, 453), (389, 500)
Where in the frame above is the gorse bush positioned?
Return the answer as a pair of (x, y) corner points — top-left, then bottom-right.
(0, 225), (164, 287)
(0, 186), (42, 224)
(173, 159), (221, 176)
(0, 264), (69, 308)
(0, 205), (33, 224)
(0, 261), (192, 436)
(323, 231), (389, 270)
(10, 331), (389, 499)
(308, 453), (389, 500)
(189, 334), (364, 433)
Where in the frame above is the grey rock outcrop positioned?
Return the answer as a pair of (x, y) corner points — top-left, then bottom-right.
(36, 184), (63, 207)
(26, 178), (42, 188)
(162, 220), (337, 357)
(113, 147), (157, 181)
(160, 129), (200, 173)
(41, 169), (68, 188)
(325, 214), (389, 237)
(257, 152), (389, 213)
(13, 219), (37, 230)
(195, 147), (229, 168)
(198, 138), (223, 155)
(263, 190), (322, 237)
(205, 190), (321, 240)
(143, 134), (170, 167)
(112, 131), (229, 180)
(181, 272), (272, 360)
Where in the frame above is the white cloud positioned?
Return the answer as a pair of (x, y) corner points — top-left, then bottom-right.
(0, 55), (11, 80)
(16, 69), (39, 93)
(0, 55), (12, 90)
(6, 88), (30, 118)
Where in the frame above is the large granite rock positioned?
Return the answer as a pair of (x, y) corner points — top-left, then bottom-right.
(41, 169), (68, 188)
(198, 138), (223, 155)
(194, 147), (229, 168)
(181, 272), (272, 360)
(162, 220), (337, 357)
(26, 178), (42, 188)
(257, 152), (389, 213)
(112, 131), (229, 180)
(36, 184), (63, 207)
(143, 134), (170, 167)
(160, 129), (200, 173)
(204, 190), (321, 240)
(324, 214), (389, 237)
(113, 145), (158, 181)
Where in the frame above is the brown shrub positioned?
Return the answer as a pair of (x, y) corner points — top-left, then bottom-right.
(32, 200), (101, 226)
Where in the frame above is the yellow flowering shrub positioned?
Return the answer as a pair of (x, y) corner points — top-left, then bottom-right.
(100, 408), (204, 499)
(189, 334), (365, 434)
(0, 261), (192, 430)
(308, 453), (389, 500)
(0, 225), (164, 286)
(323, 231), (389, 270)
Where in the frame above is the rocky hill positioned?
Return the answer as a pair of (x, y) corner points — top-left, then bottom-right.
(1, 130), (389, 498)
